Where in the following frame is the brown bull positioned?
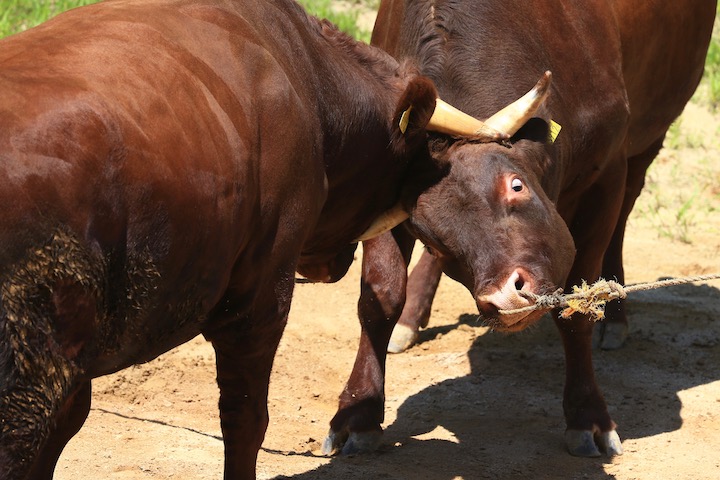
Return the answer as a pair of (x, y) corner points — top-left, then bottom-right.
(322, 0), (715, 459)
(0, 0), (551, 478)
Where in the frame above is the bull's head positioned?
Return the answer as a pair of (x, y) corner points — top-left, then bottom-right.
(362, 71), (575, 331)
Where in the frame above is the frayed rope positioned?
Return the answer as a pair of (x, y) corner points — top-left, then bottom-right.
(499, 273), (720, 321)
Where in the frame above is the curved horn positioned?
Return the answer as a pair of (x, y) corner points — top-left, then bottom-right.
(483, 71), (552, 138)
(426, 99), (508, 142)
(354, 203), (409, 242)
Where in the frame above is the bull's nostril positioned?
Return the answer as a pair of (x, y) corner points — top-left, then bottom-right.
(512, 270), (525, 291)
(477, 300), (499, 318)
(511, 269), (533, 292)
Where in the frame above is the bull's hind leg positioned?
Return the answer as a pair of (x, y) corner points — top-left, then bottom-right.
(388, 248), (443, 353)
(323, 228), (415, 455)
(596, 136), (663, 349)
(25, 381), (92, 480)
(204, 283), (291, 480)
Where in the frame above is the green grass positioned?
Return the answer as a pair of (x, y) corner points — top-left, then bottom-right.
(664, 118), (704, 150)
(639, 181), (699, 244)
(0, 0), (96, 38)
(299, 0), (370, 43)
(0, 0), (369, 41)
(634, 135), (720, 244)
(703, 38), (720, 109)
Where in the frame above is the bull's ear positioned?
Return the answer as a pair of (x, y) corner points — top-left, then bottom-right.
(514, 117), (551, 144)
(391, 76), (438, 153)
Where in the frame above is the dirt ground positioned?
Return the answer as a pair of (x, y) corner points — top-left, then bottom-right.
(49, 8), (720, 477)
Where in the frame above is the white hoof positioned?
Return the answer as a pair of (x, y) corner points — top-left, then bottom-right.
(565, 429), (623, 457)
(321, 429), (341, 456)
(321, 429), (382, 456)
(388, 323), (418, 353)
(598, 429), (623, 456)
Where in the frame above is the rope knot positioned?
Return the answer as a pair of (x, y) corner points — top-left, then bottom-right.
(520, 288), (564, 310)
(560, 279), (627, 320)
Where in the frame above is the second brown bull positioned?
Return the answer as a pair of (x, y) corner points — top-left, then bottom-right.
(322, 0), (716, 459)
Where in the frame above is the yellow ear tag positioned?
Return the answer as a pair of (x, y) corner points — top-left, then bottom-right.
(548, 120), (562, 143)
(399, 106), (412, 134)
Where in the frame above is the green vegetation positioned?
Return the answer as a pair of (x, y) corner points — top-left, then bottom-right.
(664, 118), (704, 151)
(0, 0), (95, 37)
(701, 9), (720, 109)
(0, 0), (369, 41)
(639, 173), (700, 245)
(703, 37), (720, 109)
(299, 0), (371, 43)
(636, 132), (720, 244)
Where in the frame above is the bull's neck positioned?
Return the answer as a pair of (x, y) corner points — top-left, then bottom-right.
(309, 20), (405, 170)
(296, 14), (414, 256)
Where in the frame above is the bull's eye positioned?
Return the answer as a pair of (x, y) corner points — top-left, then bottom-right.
(511, 178), (524, 192)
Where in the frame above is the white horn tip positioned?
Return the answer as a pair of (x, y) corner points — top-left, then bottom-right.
(354, 204), (409, 242)
(536, 71), (552, 94)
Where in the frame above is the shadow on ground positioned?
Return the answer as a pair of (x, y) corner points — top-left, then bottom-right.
(276, 282), (719, 479)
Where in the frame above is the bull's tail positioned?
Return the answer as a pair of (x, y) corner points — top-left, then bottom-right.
(0, 229), (104, 478)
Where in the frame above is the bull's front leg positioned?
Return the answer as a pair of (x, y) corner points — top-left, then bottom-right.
(558, 160), (626, 457)
(323, 228), (415, 455)
(555, 312), (623, 457)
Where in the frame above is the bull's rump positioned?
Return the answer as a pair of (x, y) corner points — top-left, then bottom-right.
(0, 0), (321, 372)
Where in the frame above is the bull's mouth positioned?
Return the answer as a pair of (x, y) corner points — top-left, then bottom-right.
(478, 308), (547, 332)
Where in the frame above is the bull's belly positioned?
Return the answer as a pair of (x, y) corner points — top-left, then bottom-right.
(85, 312), (207, 378)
